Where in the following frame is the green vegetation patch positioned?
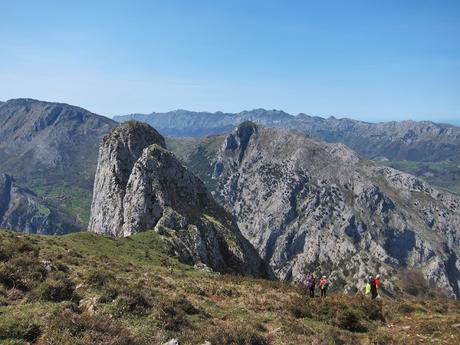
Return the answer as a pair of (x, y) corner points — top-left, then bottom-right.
(25, 181), (92, 226)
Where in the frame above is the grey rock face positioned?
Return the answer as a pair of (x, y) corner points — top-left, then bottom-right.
(170, 123), (460, 297)
(88, 121), (166, 236)
(0, 174), (78, 234)
(89, 122), (269, 277)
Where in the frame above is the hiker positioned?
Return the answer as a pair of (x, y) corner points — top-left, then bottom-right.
(306, 273), (316, 298)
(319, 275), (329, 297)
(364, 279), (371, 296)
(375, 274), (381, 289)
(369, 275), (378, 300)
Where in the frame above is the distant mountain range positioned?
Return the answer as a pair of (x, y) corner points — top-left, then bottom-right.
(114, 109), (460, 162)
(115, 109), (460, 195)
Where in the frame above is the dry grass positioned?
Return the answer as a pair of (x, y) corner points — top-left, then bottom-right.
(0, 230), (459, 345)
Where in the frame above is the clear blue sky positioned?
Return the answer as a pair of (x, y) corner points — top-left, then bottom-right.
(0, 0), (459, 124)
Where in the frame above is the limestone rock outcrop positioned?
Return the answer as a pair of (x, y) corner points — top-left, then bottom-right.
(89, 122), (269, 277)
(88, 121), (165, 236)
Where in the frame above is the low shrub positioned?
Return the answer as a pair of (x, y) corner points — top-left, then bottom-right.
(44, 312), (137, 345)
(369, 328), (402, 345)
(289, 297), (311, 319)
(37, 271), (77, 302)
(158, 303), (189, 331)
(157, 295), (203, 331)
(56, 262), (70, 273)
(98, 286), (119, 304)
(0, 240), (38, 262)
(397, 302), (417, 314)
(0, 254), (47, 291)
(0, 237), (45, 293)
(333, 307), (367, 332)
(86, 270), (115, 288)
(0, 317), (41, 343)
(208, 322), (270, 345)
(289, 294), (382, 333)
(353, 294), (385, 322)
(114, 289), (153, 316)
(169, 296), (200, 315)
(325, 328), (360, 345)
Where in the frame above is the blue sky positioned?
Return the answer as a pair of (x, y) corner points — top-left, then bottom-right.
(0, 0), (459, 124)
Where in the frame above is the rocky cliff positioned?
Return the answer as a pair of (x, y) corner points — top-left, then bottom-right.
(0, 173), (78, 234)
(169, 122), (460, 297)
(89, 122), (269, 277)
(88, 121), (166, 236)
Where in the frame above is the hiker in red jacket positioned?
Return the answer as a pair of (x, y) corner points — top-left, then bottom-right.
(319, 275), (329, 297)
(375, 274), (381, 289)
(369, 275), (378, 299)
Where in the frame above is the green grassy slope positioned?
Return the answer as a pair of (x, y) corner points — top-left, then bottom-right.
(1, 230), (459, 345)
(23, 180), (93, 227)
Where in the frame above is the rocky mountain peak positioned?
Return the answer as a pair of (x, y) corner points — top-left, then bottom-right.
(223, 121), (258, 160)
(88, 121), (165, 236)
(89, 122), (270, 276)
(235, 120), (258, 140)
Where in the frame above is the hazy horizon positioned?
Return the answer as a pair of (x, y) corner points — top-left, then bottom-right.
(1, 1), (459, 125)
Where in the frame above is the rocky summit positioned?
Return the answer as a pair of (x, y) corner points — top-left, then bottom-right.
(88, 121), (167, 237)
(169, 122), (460, 297)
(89, 121), (269, 277)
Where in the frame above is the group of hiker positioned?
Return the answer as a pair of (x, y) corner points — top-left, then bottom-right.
(365, 274), (381, 299)
(305, 273), (382, 299)
(305, 273), (329, 298)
